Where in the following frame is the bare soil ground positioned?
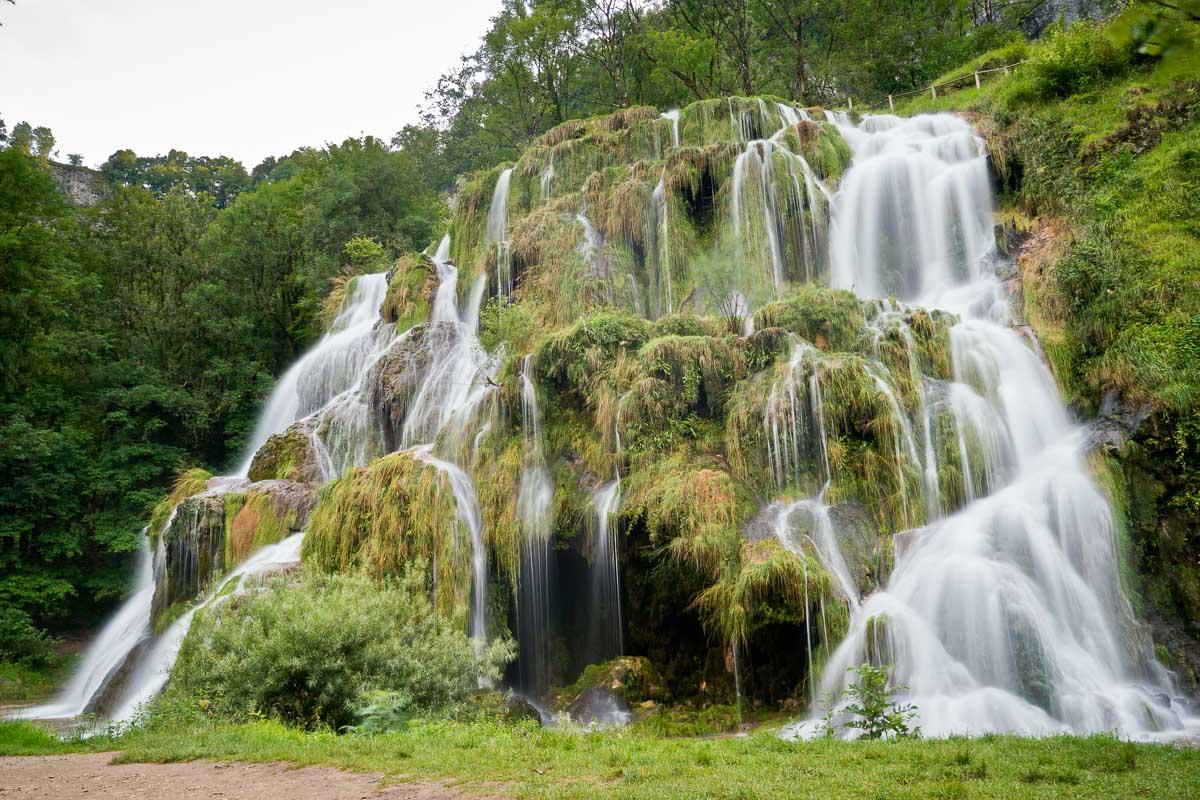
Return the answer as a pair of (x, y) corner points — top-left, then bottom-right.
(0, 753), (494, 799)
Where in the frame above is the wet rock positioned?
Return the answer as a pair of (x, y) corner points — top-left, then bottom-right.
(1086, 390), (1153, 455)
(828, 501), (884, 588)
(503, 694), (545, 725)
(557, 656), (668, 710)
(151, 480), (316, 628)
(568, 686), (632, 727)
(247, 418), (324, 484)
(367, 321), (459, 450)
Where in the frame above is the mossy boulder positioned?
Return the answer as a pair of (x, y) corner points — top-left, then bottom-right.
(381, 252), (438, 331)
(151, 480), (316, 631)
(247, 419), (323, 484)
(555, 656), (667, 711)
(754, 285), (869, 352)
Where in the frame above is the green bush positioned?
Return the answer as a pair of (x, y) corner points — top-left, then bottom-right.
(1029, 22), (1132, 99)
(0, 607), (57, 666)
(168, 569), (514, 729)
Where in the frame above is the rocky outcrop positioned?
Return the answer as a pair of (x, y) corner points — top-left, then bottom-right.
(1086, 390), (1153, 455)
(367, 322), (458, 450)
(151, 480), (316, 629)
(247, 419), (324, 484)
(49, 161), (106, 206)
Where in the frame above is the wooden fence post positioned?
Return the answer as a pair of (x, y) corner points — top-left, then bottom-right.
(848, 96), (854, 111)
(1003, 65), (1010, 76)
(931, 85), (937, 99)
(888, 95), (894, 111)
(974, 71), (981, 89)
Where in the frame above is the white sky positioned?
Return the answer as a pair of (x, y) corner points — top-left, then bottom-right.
(0, 0), (502, 168)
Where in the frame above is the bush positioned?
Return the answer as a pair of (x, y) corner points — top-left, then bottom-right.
(825, 663), (918, 740)
(1029, 21), (1132, 99)
(0, 607), (57, 666)
(168, 569), (514, 729)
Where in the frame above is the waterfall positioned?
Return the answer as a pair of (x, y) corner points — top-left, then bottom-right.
(539, 154), (555, 201)
(729, 136), (831, 301)
(412, 447), (490, 660)
(19, 231), (505, 724)
(649, 176), (672, 318)
(109, 532), (305, 724)
(661, 109), (680, 149)
(487, 167), (514, 299)
(516, 354), (555, 692)
(589, 480), (624, 661)
(235, 273), (394, 475)
(782, 113), (1198, 740)
(12, 534), (154, 720)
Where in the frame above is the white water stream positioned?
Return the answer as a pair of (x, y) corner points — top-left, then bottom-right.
(779, 113), (1198, 740)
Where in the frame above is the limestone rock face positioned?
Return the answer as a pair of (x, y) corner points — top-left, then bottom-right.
(248, 419), (324, 484)
(150, 480), (317, 628)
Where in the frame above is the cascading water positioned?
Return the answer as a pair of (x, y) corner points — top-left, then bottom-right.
(16, 275), (398, 724)
(12, 534), (154, 720)
(589, 480), (624, 662)
(661, 109), (681, 149)
(516, 354), (555, 692)
(109, 531), (305, 724)
(781, 112), (1198, 739)
(729, 123), (832, 303)
(237, 273), (394, 476)
(487, 167), (514, 299)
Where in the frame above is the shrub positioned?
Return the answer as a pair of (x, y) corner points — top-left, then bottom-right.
(168, 569), (514, 729)
(826, 663), (918, 739)
(0, 607), (57, 666)
(1029, 22), (1132, 99)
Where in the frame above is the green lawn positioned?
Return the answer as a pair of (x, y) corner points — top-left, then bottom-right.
(3, 717), (1198, 799)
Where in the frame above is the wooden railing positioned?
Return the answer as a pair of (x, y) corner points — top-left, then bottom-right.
(838, 60), (1028, 114)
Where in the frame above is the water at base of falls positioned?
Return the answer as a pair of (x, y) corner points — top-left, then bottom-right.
(779, 112), (1199, 741)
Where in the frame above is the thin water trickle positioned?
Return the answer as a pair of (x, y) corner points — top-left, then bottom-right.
(590, 480), (624, 662)
(487, 167), (514, 298)
(516, 354), (555, 692)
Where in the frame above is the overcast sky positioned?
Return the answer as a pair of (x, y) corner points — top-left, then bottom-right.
(1, 0), (502, 168)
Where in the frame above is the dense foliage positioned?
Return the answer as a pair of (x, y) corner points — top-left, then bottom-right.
(411, 0), (1053, 185)
(168, 570), (513, 728)
(0, 132), (445, 665)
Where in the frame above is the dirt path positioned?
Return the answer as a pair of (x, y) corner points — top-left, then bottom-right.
(0, 753), (497, 799)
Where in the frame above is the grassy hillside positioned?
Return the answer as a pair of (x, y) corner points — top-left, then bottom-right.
(898, 10), (1200, 685)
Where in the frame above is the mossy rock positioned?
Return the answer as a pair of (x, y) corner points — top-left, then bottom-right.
(367, 322), (457, 450)
(381, 252), (438, 331)
(554, 656), (668, 711)
(148, 467), (212, 543)
(754, 285), (869, 352)
(247, 419), (323, 484)
(151, 480), (316, 631)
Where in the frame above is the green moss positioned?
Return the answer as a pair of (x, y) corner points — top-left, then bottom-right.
(302, 452), (472, 623)
(534, 311), (653, 398)
(148, 466), (212, 543)
(554, 656), (668, 710)
(247, 425), (319, 484)
(754, 286), (869, 352)
(381, 252), (436, 332)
